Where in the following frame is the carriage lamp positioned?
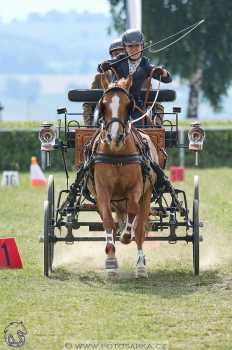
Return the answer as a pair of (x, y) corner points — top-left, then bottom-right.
(39, 122), (57, 169)
(188, 122), (205, 151)
(188, 122), (205, 166)
(39, 122), (57, 151)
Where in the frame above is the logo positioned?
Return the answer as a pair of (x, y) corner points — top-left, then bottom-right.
(4, 321), (27, 348)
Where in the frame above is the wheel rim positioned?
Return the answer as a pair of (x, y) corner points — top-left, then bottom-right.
(44, 200), (50, 276)
(47, 175), (55, 272)
(192, 199), (199, 275)
(48, 175), (54, 218)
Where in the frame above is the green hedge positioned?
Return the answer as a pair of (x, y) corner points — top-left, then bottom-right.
(0, 131), (75, 171)
(0, 129), (231, 171)
(167, 130), (232, 167)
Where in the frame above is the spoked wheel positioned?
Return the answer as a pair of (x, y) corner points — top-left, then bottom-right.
(192, 198), (200, 276)
(47, 175), (55, 272)
(44, 200), (52, 276)
(48, 175), (54, 218)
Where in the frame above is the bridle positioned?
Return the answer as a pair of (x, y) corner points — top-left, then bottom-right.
(98, 86), (134, 143)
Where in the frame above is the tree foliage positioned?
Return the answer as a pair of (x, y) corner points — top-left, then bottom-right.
(108, 0), (127, 34)
(108, 0), (232, 111)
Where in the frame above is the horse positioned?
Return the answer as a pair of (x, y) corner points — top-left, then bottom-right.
(87, 74), (159, 277)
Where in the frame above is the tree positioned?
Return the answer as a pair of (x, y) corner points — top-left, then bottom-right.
(108, 0), (232, 118)
(108, 0), (127, 34)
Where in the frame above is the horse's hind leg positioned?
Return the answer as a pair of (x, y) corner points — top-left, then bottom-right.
(133, 190), (152, 278)
(96, 192), (118, 272)
(120, 188), (141, 245)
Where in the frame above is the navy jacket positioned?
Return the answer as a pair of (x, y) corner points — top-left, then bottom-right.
(98, 54), (172, 104)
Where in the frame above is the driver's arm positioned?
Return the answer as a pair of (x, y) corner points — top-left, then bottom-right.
(97, 54), (125, 73)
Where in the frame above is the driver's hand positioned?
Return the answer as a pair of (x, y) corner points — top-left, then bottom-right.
(154, 67), (168, 77)
(98, 61), (111, 73)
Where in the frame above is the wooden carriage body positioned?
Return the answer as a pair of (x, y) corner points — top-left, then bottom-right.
(74, 127), (166, 168)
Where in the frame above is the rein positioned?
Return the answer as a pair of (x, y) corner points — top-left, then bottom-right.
(130, 78), (161, 126)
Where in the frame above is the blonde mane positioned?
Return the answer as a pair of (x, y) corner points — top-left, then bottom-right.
(101, 73), (133, 91)
(108, 77), (130, 90)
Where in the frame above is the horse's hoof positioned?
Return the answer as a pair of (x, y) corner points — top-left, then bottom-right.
(106, 269), (119, 279)
(120, 233), (132, 245)
(135, 266), (148, 279)
(105, 256), (118, 270)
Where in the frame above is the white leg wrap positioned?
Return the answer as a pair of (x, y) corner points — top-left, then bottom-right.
(122, 215), (135, 237)
(136, 249), (147, 278)
(137, 249), (146, 266)
(105, 230), (115, 246)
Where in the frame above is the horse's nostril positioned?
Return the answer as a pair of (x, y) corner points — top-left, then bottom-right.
(116, 133), (124, 145)
(107, 134), (112, 142)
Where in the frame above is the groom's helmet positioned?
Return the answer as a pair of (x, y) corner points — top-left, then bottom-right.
(109, 38), (124, 56)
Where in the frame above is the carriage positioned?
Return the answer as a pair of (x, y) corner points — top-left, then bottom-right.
(39, 86), (205, 278)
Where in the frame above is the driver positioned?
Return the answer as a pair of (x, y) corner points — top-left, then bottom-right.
(98, 29), (172, 128)
(97, 29), (174, 195)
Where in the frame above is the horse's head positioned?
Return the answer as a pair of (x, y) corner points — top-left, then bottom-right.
(98, 74), (134, 150)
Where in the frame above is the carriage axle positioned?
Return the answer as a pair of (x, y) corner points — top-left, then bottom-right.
(43, 234), (203, 243)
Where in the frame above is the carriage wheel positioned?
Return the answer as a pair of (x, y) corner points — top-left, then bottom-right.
(48, 175), (54, 217)
(44, 200), (51, 276)
(194, 175), (199, 202)
(47, 175), (55, 271)
(192, 199), (200, 276)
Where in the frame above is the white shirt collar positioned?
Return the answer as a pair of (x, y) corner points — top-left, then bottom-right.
(128, 58), (142, 74)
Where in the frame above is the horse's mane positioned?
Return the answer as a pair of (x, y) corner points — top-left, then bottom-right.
(108, 77), (130, 90)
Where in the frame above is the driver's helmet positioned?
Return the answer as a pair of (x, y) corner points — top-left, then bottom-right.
(122, 29), (144, 47)
(109, 38), (124, 55)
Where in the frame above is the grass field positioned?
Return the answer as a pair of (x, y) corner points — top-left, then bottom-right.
(0, 168), (232, 350)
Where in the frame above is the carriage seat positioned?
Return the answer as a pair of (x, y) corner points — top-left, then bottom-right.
(68, 89), (176, 103)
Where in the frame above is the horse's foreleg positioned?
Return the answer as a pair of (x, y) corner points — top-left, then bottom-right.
(96, 191), (118, 272)
(133, 189), (152, 278)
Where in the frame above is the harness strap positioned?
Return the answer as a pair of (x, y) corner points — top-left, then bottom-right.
(94, 153), (143, 165)
(131, 127), (149, 155)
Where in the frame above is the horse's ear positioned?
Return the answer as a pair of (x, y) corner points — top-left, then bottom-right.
(125, 74), (133, 90)
(100, 73), (110, 91)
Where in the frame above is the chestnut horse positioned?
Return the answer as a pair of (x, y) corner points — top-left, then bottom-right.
(88, 74), (159, 277)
